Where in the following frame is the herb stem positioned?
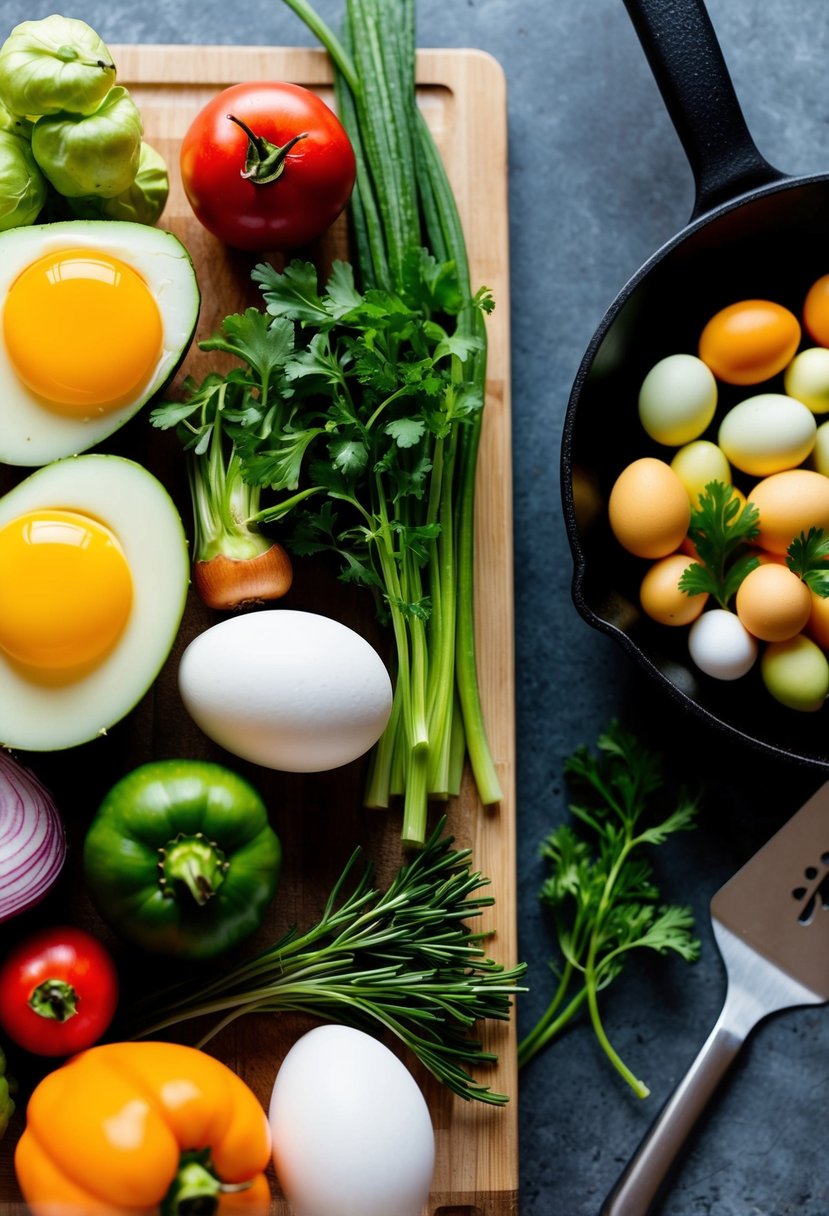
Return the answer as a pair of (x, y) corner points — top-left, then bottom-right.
(517, 980), (589, 1068)
(130, 820), (527, 1105)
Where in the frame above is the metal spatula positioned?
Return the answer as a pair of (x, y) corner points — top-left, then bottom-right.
(601, 780), (829, 1216)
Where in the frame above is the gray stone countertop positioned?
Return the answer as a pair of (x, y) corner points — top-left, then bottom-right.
(3, 0), (829, 1213)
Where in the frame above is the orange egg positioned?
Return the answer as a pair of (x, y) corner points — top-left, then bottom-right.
(749, 469), (829, 553)
(640, 554), (708, 626)
(735, 562), (811, 642)
(608, 458), (691, 559)
(803, 274), (829, 347)
(698, 299), (801, 385)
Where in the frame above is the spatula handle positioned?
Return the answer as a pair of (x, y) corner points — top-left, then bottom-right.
(600, 1012), (746, 1216)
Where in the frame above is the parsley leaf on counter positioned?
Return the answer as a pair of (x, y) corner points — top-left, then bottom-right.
(518, 723), (700, 1099)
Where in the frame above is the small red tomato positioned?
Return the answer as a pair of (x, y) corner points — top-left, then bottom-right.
(180, 80), (357, 251)
(0, 926), (118, 1056)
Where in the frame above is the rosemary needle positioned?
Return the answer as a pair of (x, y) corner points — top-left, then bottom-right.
(132, 818), (527, 1105)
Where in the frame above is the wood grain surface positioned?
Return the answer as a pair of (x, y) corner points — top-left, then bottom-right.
(0, 44), (516, 1215)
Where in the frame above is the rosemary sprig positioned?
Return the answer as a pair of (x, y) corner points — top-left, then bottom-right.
(131, 818), (527, 1105)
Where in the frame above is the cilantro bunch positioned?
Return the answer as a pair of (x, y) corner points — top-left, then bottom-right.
(518, 723), (700, 1098)
(153, 0), (501, 845)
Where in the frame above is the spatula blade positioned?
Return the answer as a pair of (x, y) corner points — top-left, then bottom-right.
(601, 780), (829, 1216)
(711, 779), (829, 1002)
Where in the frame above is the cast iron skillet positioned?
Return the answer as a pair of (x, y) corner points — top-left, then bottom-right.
(561, 0), (829, 771)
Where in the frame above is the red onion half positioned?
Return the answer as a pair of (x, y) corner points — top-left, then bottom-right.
(0, 752), (66, 924)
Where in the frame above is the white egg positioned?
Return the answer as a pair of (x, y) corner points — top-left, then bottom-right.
(0, 219), (199, 465)
(688, 608), (758, 681)
(178, 609), (393, 772)
(638, 353), (717, 446)
(269, 1025), (435, 1216)
(0, 454), (189, 750)
(717, 392), (816, 476)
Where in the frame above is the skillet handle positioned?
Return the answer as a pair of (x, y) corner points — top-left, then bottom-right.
(622, 0), (784, 219)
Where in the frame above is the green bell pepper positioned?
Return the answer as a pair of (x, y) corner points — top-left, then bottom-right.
(83, 760), (282, 960)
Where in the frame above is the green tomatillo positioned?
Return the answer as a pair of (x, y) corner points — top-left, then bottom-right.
(32, 85), (143, 199)
(0, 16), (115, 119)
(68, 140), (169, 224)
(0, 129), (47, 230)
(0, 97), (32, 140)
(82, 759), (282, 959)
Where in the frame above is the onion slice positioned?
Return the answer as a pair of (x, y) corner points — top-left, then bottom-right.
(0, 751), (66, 924)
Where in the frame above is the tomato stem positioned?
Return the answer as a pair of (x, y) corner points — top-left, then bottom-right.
(226, 114), (308, 185)
(28, 979), (78, 1023)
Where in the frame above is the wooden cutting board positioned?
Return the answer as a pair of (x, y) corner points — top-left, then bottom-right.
(0, 44), (516, 1216)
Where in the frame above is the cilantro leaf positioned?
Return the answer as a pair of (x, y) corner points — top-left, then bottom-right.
(241, 426), (324, 491)
(432, 333), (484, 364)
(329, 437), (369, 477)
(150, 397), (206, 430)
(386, 417), (426, 448)
(322, 260), (364, 318)
(253, 260), (333, 327)
(200, 309), (295, 387)
(678, 481), (760, 608)
(286, 332), (350, 387)
(787, 527), (829, 596)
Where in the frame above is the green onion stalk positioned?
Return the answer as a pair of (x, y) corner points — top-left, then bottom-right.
(281, 0), (503, 845)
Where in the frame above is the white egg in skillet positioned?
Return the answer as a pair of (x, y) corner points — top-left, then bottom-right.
(0, 454), (189, 750)
(0, 219), (199, 466)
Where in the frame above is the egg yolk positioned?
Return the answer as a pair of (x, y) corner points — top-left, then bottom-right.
(3, 248), (163, 416)
(0, 509), (133, 674)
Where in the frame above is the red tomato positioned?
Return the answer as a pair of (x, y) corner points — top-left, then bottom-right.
(180, 80), (357, 251)
(0, 926), (118, 1056)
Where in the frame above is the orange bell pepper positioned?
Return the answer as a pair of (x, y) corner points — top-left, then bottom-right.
(14, 1040), (272, 1215)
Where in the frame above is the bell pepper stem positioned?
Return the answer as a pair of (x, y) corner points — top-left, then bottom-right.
(158, 835), (228, 907)
(161, 1151), (253, 1216)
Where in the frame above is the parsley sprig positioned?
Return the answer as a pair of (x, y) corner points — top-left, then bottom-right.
(517, 723), (699, 1098)
(678, 480), (760, 608)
